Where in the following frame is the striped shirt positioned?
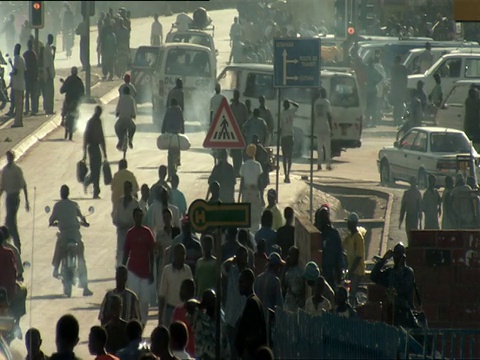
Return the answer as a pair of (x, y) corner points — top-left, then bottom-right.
(98, 288), (141, 325)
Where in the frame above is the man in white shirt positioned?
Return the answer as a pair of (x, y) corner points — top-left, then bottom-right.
(279, 99), (299, 183)
(112, 180), (140, 267)
(43, 34), (56, 114)
(150, 14), (163, 46)
(418, 42), (434, 73)
(210, 83), (226, 125)
(49, 185), (93, 296)
(158, 243), (193, 326)
(115, 86), (137, 150)
(11, 43), (26, 128)
(239, 144), (263, 232)
(145, 186), (181, 238)
(314, 88), (333, 171)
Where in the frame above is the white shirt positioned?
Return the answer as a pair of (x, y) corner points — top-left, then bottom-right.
(116, 94), (136, 120)
(280, 107), (297, 137)
(12, 54), (26, 91)
(314, 98), (332, 134)
(230, 22), (242, 41)
(240, 159), (263, 187)
(43, 44), (55, 80)
(112, 197), (140, 229)
(210, 93), (226, 116)
(145, 201), (181, 236)
(151, 20), (163, 41)
(0, 163), (26, 194)
(158, 263), (193, 305)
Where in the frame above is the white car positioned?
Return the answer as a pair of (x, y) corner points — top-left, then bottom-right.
(377, 127), (479, 188)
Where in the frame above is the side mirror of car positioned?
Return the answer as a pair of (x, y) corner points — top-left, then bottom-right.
(394, 141), (399, 148)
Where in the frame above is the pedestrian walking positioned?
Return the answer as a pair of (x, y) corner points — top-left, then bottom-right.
(399, 176), (423, 243)
(279, 99), (298, 183)
(62, 3), (75, 58)
(111, 159), (139, 214)
(255, 252), (284, 313)
(150, 14), (163, 46)
(343, 212), (365, 306)
(314, 88), (333, 171)
(123, 208), (155, 327)
(113, 181), (140, 267)
(258, 95), (274, 145)
(169, 174), (187, 216)
(230, 89), (249, 175)
(242, 108), (268, 147)
(282, 246), (305, 312)
(101, 23), (117, 81)
(210, 83), (226, 125)
(423, 174), (441, 229)
(11, 44), (26, 128)
(366, 59), (381, 128)
(208, 149), (236, 203)
(276, 207), (295, 258)
(83, 106), (108, 199)
(390, 55), (407, 126)
(43, 34), (56, 115)
(464, 87), (480, 143)
(25, 328), (48, 360)
(167, 78), (184, 112)
(239, 144), (263, 231)
(451, 173), (477, 229)
(158, 243), (193, 326)
(314, 205), (345, 289)
(0, 151), (30, 253)
(60, 66), (85, 140)
(441, 175), (455, 229)
(228, 17), (242, 64)
(23, 39), (38, 116)
(373, 50), (387, 126)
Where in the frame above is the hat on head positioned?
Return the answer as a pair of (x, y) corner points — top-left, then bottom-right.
(346, 212), (359, 223)
(303, 261), (320, 281)
(268, 252), (286, 266)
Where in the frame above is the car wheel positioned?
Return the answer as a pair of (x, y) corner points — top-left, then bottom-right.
(380, 159), (393, 185)
(418, 169), (428, 190)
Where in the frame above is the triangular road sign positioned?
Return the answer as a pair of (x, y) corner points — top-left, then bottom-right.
(203, 97), (246, 149)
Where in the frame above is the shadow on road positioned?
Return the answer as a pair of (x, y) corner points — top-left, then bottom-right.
(88, 277), (115, 284)
(28, 294), (66, 300)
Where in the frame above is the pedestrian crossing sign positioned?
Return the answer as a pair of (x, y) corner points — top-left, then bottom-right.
(203, 97), (246, 149)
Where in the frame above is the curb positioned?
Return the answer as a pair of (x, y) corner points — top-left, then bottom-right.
(0, 79), (112, 167)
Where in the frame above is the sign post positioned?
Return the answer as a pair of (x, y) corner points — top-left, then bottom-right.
(273, 38), (321, 220)
(188, 199), (251, 360)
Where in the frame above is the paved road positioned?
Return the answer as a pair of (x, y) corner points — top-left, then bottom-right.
(5, 7), (403, 359)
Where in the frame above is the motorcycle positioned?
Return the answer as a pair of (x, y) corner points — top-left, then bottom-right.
(45, 205), (94, 297)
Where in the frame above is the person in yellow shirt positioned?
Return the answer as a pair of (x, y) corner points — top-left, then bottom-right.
(343, 212), (365, 307)
(265, 189), (284, 231)
(110, 159), (139, 214)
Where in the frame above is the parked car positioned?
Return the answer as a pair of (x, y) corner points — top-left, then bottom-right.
(378, 127), (479, 188)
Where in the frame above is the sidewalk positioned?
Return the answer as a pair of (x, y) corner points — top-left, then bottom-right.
(0, 68), (122, 164)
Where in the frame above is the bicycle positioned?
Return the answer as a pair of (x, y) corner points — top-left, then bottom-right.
(121, 129), (129, 160)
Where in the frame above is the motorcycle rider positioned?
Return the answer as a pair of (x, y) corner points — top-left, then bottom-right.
(118, 73), (137, 99)
(115, 86), (137, 151)
(161, 98), (185, 180)
(60, 66), (85, 140)
(49, 185), (93, 296)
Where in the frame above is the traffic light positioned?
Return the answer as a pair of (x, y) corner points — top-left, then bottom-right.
(81, 1), (95, 17)
(347, 23), (356, 39)
(334, 0), (347, 39)
(29, 0), (44, 29)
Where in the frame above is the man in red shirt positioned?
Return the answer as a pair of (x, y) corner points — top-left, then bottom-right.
(123, 207), (155, 327)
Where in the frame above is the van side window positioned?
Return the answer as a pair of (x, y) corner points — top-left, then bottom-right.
(244, 73), (274, 99)
(465, 59), (480, 78)
(218, 70), (238, 91)
(329, 76), (359, 107)
(437, 58), (461, 78)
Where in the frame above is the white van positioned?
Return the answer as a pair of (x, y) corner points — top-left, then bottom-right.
(435, 80), (480, 131)
(407, 53), (480, 99)
(151, 43), (216, 125)
(216, 64), (364, 157)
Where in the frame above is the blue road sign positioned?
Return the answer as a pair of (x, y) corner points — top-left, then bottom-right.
(273, 38), (321, 88)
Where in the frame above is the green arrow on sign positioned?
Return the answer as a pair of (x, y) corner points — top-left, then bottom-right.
(188, 199), (251, 233)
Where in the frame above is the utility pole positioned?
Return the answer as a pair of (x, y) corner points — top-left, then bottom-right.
(84, 0), (91, 100)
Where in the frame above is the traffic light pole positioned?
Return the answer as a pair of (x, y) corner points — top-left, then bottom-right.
(34, 28), (39, 59)
(84, 1), (92, 101)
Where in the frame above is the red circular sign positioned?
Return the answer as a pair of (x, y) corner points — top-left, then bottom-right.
(33, 2), (41, 10)
(347, 26), (355, 35)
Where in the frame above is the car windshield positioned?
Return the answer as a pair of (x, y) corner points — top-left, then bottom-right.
(165, 48), (211, 77)
(430, 132), (472, 153)
(133, 49), (158, 68)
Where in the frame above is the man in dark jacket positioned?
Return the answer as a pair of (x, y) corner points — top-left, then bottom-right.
(314, 205), (345, 289)
(60, 66), (85, 140)
(23, 39), (38, 116)
(162, 98), (185, 180)
(208, 149), (236, 202)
